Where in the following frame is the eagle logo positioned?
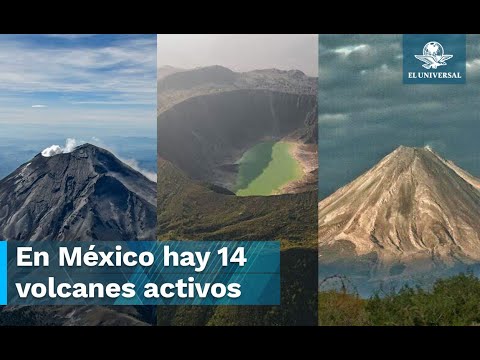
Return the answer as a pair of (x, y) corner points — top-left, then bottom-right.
(415, 41), (453, 70)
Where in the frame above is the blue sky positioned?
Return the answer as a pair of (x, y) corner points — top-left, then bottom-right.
(0, 34), (156, 137)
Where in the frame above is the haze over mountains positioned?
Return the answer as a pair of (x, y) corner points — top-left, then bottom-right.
(158, 65), (317, 112)
(319, 146), (480, 294)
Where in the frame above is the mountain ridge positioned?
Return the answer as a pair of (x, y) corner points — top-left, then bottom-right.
(0, 143), (157, 241)
(158, 65), (318, 193)
(319, 145), (480, 279)
(158, 65), (317, 113)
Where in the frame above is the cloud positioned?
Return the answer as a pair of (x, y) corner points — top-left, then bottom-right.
(0, 35), (156, 106)
(121, 158), (157, 182)
(0, 35), (156, 131)
(41, 138), (81, 157)
(79, 137), (157, 182)
(318, 113), (350, 124)
(333, 44), (369, 56)
(41, 145), (63, 157)
(45, 34), (96, 40)
(40, 137), (156, 182)
(0, 108), (157, 140)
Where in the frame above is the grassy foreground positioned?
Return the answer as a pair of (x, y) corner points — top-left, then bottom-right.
(157, 158), (318, 325)
(319, 273), (480, 326)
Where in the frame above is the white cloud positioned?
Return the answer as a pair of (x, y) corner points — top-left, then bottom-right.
(0, 106), (156, 133)
(41, 138), (81, 157)
(333, 44), (369, 56)
(45, 34), (96, 40)
(41, 145), (63, 157)
(121, 158), (157, 182)
(31, 104), (47, 108)
(0, 36), (156, 105)
(318, 113), (350, 124)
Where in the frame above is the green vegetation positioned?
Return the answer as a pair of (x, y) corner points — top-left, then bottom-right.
(157, 158), (317, 245)
(157, 158), (318, 325)
(158, 248), (318, 326)
(319, 291), (369, 326)
(319, 273), (480, 326)
(0, 307), (56, 326)
(235, 141), (303, 196)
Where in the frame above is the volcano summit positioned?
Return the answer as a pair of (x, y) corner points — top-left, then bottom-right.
(319, 146), (480, 293)
(0, 144), (157, 241)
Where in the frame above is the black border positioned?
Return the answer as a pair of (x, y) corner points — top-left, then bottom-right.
(0, 8), (477, 34)
(1, 325), (480, 350)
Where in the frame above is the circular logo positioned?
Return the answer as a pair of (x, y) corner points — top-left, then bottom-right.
(423, 41), (444, 62)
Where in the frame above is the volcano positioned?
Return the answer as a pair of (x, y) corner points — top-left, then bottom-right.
(156, 66), (319, 325)
(0, 143), (157, 241)
(157, 66), (318, 193)
(319, 146), (480, 291)
(0, 143), (157, 326)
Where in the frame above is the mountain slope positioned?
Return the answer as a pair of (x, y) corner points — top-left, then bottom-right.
(157, 157), (318, 326)
(157, 65), (185, 80)
(0, 143), (157, 326)
(157, 65), (318, 325)
(158, 65), (317, 112)
(158, 157), (317, 244)
(158, 90), (317, 188)
(319, 146), (480, 280)
(0, 144), (157, 241)
(158, 66), (318, 193)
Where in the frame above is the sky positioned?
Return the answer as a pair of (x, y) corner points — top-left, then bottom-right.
(157, 34), (318, 76)
(0, 34), (157, 138)
(319, 34), (480, 199)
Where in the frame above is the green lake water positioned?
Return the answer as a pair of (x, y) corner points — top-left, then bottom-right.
(234, 141), (303, 196)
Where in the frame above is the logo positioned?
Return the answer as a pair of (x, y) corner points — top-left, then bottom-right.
(414, 42), (453, 69)
(403, 34), (466, 84)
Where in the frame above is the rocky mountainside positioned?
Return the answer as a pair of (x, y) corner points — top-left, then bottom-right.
(158, 66), (317, 190)
(0, 143), (157, 326)
(158, 65), (317, 112)
(158, 90), (317, 187)
(0, 144), (157, 241)
(157, 65), (184, 80)
(319, 146), (480, 289)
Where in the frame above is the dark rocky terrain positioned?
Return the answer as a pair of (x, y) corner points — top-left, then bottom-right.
(0, 143), (157, 325)
(0, 144), (156, 241)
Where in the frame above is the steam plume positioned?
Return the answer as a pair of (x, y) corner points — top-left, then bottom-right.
(41, 138), (80, 157)
(42, 137), (157, 182)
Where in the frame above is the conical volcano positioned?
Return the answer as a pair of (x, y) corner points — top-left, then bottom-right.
(0, 144), (156, 241)
(319, 146), (480, 278)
